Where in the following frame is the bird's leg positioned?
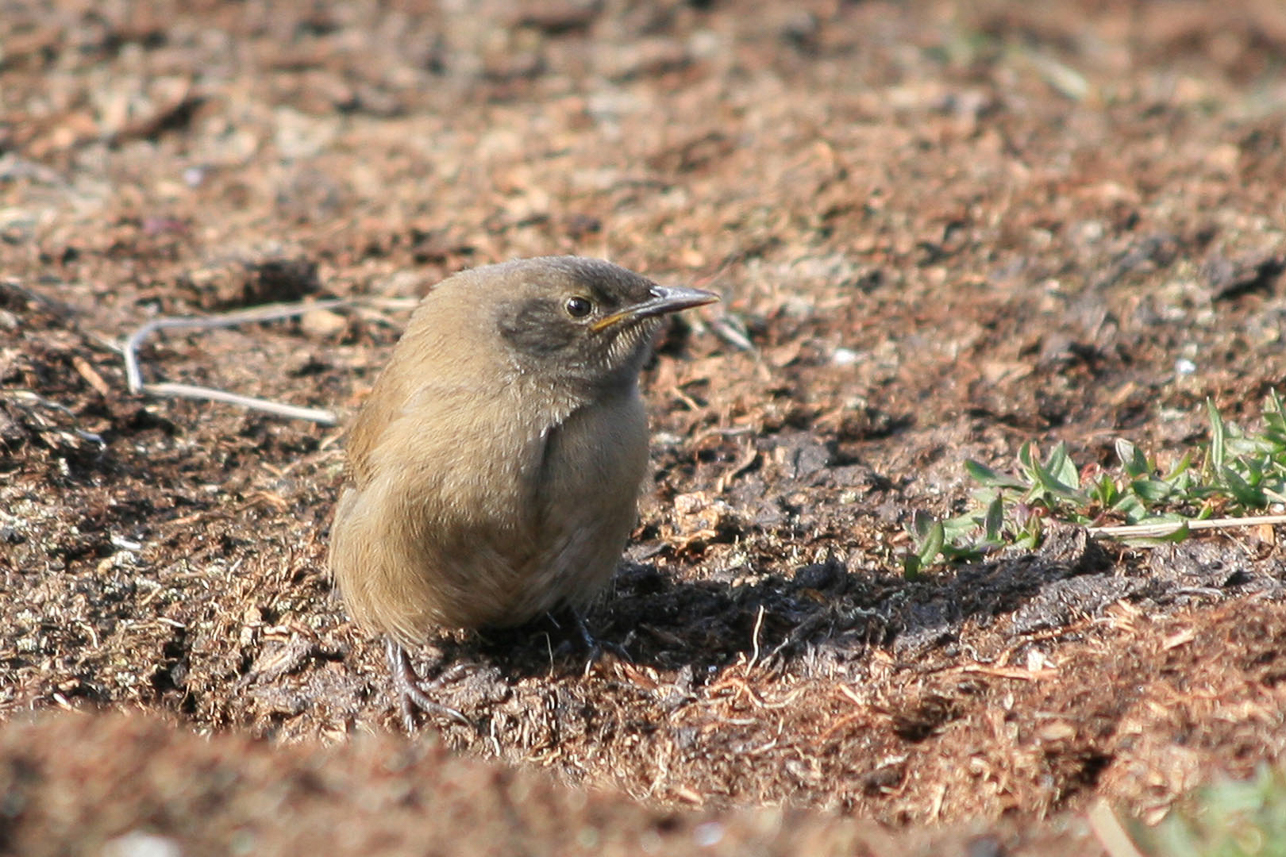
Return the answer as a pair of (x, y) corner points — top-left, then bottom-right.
(556, 608), (630, 666)
(385, 638), (471, 732)
(569, 609), (601, 655)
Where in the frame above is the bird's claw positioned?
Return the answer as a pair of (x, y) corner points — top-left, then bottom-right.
(566, 611), (630, 668)
(386, 639), (472, 732)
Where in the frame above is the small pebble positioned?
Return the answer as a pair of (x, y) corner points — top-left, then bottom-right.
(693, 822), (724, 847)
(301, 308), (347, 338)
(101, 832), (182, 857)
(832, 347), (859, 366)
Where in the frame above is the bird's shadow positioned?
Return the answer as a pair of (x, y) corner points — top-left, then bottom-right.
(418, 524), (1147, 686)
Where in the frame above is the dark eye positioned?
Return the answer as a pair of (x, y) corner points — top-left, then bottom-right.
(565, 296), (593, 318)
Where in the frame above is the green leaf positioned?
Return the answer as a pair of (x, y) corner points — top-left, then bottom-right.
(964, 459), (1027, 489)
(910, 509), (937, 541)
(1263, 389), (1286, 444)
(1116, 438), (1150, 479)
(1207, 397), (1226, 471)
(1113, 494), (1147, 524)
(1135, 512), (1190, 525)
(1029, 447), (1085, 502)
(1162, 449), (1193, 483)
(1017, 441), (1039, 479)
(1091, 475), (1118, 507)
(940, 542), (986, 562)
(1013, 513), (1043, 549)
(1220, 465), (1267, 508)
(920, 388), (1286, 568)
(1046, 442), (1081, 490)
(1267, 388), (1285, 417)
(1130, 478), (1174, 503)
(916, 519), (946, 568)
(1125, 520), (1191, 545)
(1240, 455), (1267, 488)
(983, 493), (1005, 541)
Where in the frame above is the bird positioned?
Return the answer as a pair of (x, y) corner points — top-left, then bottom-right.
(328, 256), (718, 730)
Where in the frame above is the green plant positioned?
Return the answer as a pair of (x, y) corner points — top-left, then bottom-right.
(903, 393), (1286, 575)
(1137, 766), (1286, 857)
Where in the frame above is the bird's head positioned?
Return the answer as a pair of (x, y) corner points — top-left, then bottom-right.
(490, 256), (717, 396)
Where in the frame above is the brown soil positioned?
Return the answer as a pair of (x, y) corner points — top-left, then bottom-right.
(4, 0), (1286, 854)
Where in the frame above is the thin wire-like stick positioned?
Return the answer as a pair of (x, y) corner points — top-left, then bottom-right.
(138, 381), (337, 425)
(1086, 800), (1146, 857)
(1086, 514), (1286, 539)
(123, 299), (348, 392)
(746, 605), (766, 673)
(123, 299), (348, 425)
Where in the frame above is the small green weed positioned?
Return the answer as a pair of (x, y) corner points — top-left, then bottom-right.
(1131, 766), (1286, 857)
(903, 392), (1286, 575)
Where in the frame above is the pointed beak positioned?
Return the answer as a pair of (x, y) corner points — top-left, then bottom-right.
(590, 285), (719, 332)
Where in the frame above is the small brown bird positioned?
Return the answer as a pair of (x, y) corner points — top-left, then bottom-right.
(329, 256), (717, 728)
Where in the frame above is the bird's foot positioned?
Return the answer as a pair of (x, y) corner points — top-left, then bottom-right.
(557, 610), (630, 673)
(386, 639), (472, 732)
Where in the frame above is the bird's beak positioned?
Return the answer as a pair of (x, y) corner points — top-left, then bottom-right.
(591, 285), (719, 332)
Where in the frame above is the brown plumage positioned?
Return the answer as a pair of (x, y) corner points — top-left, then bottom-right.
(329, 256), (717, 728)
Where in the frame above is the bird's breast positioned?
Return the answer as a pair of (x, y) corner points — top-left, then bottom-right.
(337, 378), (649, 635)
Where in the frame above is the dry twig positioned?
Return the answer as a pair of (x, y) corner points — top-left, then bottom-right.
(123, 300), (347, 425)
(1086, 514), (1286, 539)
(1086, 800), (1146, 857)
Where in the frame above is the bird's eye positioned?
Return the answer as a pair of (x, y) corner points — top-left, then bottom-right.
(565, 296), (593, 318)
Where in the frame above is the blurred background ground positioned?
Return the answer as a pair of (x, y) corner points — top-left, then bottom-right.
(3, 0), (1286, 853)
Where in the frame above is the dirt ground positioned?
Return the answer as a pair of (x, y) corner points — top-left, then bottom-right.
(4, 0), (1286, 853)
